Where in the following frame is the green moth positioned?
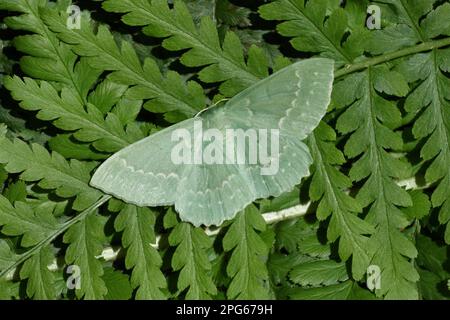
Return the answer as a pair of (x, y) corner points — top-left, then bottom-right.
(90, 58), (334, 226)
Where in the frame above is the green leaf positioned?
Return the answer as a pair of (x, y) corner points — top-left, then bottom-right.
(289, 260), (348, 286)
(416, 235), (450, 299)
(0, 239), (20, 276)
(3, 180), (27, 203)
(269, 218), (372, 300)
(0, 134), (102, 211)
(167, 220), (217, 299)
(289, 280), (376, 300)
(402, 190), (431, 220)
(63, 213), (108, 300)
(259, 187), (300, 214)
(416, 235), (449, 280)
(275, 218), (330, 257)
(1, 0), (450, 301)
(367, 1), (450, 54)
(4, 76), (137, 153)
(20, 245), (56, 299)
(48, 134), (109, 161)
(259, 0), (365, 66)
(41, 5), (206, 121)
(215, 0), (251, 27)
(0, 195), (59, 247)
(0, 278), (19, 300)
(103, 267), (133, 300)
(0, 0), (145, 153)
(308, 122), (374, 280)
(223, 205), (270, 299)
(397, 49), (450, 244)
(268, 251), (312, 287)
(114, 203), (166, 299)
(7, 5), (99, 99)
(418, 269), (450, 300)
(101, 0), (270, 96)
(335, 66), (418, 299)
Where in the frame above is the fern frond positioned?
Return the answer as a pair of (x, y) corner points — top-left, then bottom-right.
(367, 0), (450, 244)
(223, 205), (270, 299)
(41, 6), (206, 122)
(0, 239), (20, 277)
(0, 195), (60, 247)
(289, 259), (348, 286)
(0, 278), (19, 299)
(259, 0), (366, 66)
(269, 218), (374, 300)
(289, 280), (375, 300)
(335, 66), (419, 299)
(0, 0), (97, 101)
(0, 133), (102, 210)
(0, 0), (146, 154)
(416, 235), (450, 299)
(0, 197), (59, 299)
(113, 202), (167, 299)
(63, 213), (108, 300)
(101, 0), (270, 96)
(20, 245), (56, 299)
(367, 1), (450, 54)
(164, 209), (217, 299)
(4, 76), (137, 152)
(102, 267), (133, 300)
(307, 122), (374, 280)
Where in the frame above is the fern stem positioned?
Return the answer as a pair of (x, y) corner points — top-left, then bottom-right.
(0, 195), (112, 279)
(335, 37), (450, 78)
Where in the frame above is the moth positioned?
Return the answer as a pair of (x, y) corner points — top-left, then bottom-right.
(90, 58), (335, 226)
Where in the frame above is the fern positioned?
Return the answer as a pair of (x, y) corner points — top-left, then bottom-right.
(101, 0), (272, 96)
(0, 132), (101, 210)
(0, 195), (60, 246)
(0, 0), (143, 154)
(259, 0), (366, 66)
(112, 201), (167, 299)
(5, 76), (138, 152)
(289, 260), (348, 287)
(416, 234), (450, 299)
(102, 267), (133, 300)
(0, 0), (450, 301)
(20, 245), (56, 299)
(334, 65), (420, 299)
(0, 240), (19, 278)
(164, 209), (217, 299)
(399, 49), (450, 244)
(63, 213), (108, 299)
(41, 5), (206, 122)
(223, 205), (271, 299)
(269, 218), (374, 300)
(307, 122), (374, 280)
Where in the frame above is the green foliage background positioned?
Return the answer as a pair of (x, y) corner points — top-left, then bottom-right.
(0, 0), (450, 300)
